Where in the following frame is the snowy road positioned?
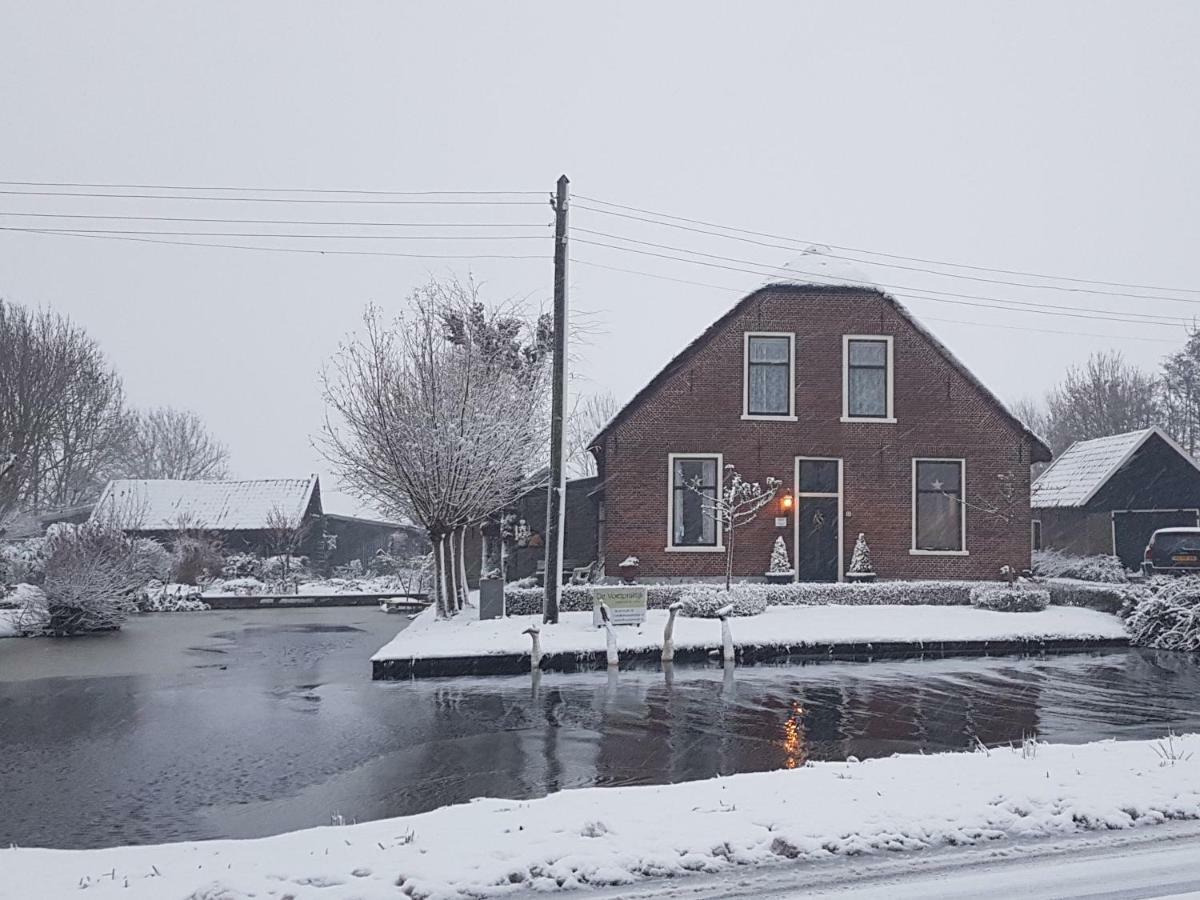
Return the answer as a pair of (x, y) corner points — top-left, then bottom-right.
(585, 823), (1200, 899)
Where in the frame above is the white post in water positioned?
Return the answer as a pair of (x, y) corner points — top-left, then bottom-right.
(523, 623), (542, 672)
(662, 600), (684, 662)
(717, 603), (735, 665)
(600, 602), (619, 668)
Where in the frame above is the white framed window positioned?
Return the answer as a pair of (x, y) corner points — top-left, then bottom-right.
(841, 335), (895, 423)
(911, 458), (968, 555)
(1031, 519), (1042, 552)
(742, 332), (796, 420)
(666, 453), (724, 551)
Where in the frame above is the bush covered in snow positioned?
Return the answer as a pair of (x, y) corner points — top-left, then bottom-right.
(221, 552), (264, 579)
(31, 522), (144, 635)
(1, 539), (47, 586)
(970, 585), (1050, 612)
(131, 538), (172, 583)
(138, 581), (211, 612)
(1032, 549), (1129, 584)
(1125, 577), (1200, 650)
(680, 584), (768, 618)
(170, 536), (225, 585)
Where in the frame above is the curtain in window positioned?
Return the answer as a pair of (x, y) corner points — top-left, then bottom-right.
(673, 457), (718, 545)
(915, 460), (963, 550)
(848, 339), (888, 417)
(748, 336), (790, 415)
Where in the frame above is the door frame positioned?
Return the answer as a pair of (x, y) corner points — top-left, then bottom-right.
(793, 456), (844, 582)
(1110, 508), (1200, 557)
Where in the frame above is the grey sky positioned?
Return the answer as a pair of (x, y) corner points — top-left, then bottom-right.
(2, 2), (1197, 515)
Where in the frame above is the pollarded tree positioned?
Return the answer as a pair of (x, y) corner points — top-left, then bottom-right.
(687, 465), (781, 590)
(321, 278), (550, 618)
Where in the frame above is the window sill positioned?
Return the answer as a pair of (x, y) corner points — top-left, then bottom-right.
(908, 549), (970, 556)
(840, 416), (897, 424)
(665, 545), (726, 553)
(741, 414), (798, 422)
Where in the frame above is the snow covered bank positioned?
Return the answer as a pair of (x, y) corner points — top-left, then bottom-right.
(0, 608), (19, 638)
(5, 734), (1199, 900)
(372, 604), (1128, 676)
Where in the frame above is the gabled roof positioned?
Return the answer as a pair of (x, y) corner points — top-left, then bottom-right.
(91, 477), (320, 531)
(591, 282), (1051, 462)
(1031, 427), (1200, 508)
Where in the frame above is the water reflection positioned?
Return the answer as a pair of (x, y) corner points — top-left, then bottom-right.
(5, 648), (1200, 849)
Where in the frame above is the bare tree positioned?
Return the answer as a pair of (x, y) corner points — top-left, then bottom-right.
(1041, 351), (1161, 455)
(566, 391), (619, 478)
(1159, 328), (1200, 455)
(120, 407), (231, 480)
(264, 503), (312, 586)
(686, 464), (781, 590)
(0, 300), (128, 515)
(321, 278), (550, 618)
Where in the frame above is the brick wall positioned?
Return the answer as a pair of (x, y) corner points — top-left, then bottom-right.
(596, 286), (1040, 582)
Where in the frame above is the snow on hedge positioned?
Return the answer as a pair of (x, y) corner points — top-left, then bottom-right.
(373, 604), (1127, 663)
(971, 585), (1050, 612)
(6, 734), (1200, 900)
(504, 580), (984, 616)
(1032, 549), (1129, 583)
(680, 584), (767, 618)
(1126, 577), (1200, 651)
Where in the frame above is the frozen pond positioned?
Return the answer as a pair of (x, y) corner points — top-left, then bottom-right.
(1, 609), (1198, 850)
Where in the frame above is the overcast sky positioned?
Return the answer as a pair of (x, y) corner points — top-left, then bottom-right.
(2, 2), (1198, 515)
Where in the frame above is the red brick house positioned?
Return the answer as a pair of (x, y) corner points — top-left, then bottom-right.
(589, 283), (1052, 582)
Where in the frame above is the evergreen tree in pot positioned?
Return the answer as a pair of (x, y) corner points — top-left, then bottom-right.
(847, 533), (876, 582)
(765, 536), (794, 584)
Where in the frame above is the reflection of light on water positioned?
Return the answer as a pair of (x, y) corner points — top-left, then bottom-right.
(782, 702), (806, 769)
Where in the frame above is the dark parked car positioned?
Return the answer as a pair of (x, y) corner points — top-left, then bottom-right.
(1143, 527), (1200, 575)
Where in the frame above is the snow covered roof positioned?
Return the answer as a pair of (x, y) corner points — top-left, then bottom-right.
(1030, 427), (1200, 508)
(91, 477), (320, 531)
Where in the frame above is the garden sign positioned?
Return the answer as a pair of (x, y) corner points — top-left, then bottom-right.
(591, 585), (647, 626)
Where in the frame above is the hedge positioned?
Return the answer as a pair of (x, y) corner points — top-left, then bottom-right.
(503, 580), (987, 616)
(970, 585), (1050, 612)
(1041, 578), (1142, 615)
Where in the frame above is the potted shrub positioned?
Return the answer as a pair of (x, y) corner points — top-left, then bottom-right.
(618, 555), (640, 584)
(764, 536), (794, 585)
(846, 533), (877, 583)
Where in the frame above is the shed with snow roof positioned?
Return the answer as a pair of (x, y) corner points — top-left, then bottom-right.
(1030, 427), (1200, 568)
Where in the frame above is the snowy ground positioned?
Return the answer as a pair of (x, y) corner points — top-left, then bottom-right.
(372, 604), (1129, 664)
(4, 734), (1199, 900)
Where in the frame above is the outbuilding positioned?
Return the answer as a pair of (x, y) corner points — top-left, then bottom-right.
(1030, 427), (1200, 569)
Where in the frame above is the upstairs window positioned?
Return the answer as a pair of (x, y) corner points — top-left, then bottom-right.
(744, 333), (794, 418)
(668, 454), (721, 549)
(913, 459), (966, 553)
(843, 336), (894, 421)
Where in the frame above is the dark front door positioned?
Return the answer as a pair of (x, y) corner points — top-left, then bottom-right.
(798, 496), (840, 582)
(1112, 509), (1200, 570)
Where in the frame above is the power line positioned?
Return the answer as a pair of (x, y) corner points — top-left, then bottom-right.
(574, 228), (1193, 324)
(0, 179), (543, 197)
(2, 227), (549, 260)
(573, 237), (1189, 328)
(0, 189), (544, 206)
(572, 257), (1183, 345)
(0, 211), (549, 228)
(574, 195), (1200, 297)
(0, 226), (543, 241)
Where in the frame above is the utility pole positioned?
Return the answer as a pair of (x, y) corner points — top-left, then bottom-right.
(543, 174), (569, 625)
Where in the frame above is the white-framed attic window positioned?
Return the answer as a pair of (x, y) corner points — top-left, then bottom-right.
(841, 335), (895, 423)
(742, 332), (796, 421)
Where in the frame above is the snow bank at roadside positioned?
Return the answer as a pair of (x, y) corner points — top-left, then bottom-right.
(373, 604), (1128, 663)
(0, 608), (19, 638)
(5, 734), (1199, 900)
